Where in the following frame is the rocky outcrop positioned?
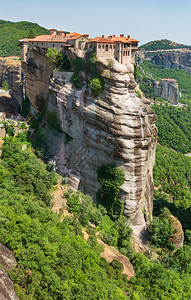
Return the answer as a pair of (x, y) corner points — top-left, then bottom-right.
(154, 78), (179, 104)
(151, 50), (191, 73)
(0, 57), (23, 111)
(0, 243), (18, 300)
(169, 215), (184, 248)
(23, 49), (157, 240)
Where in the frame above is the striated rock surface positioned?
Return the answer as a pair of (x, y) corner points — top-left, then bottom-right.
(0, 243), (18, 300)
(154, 78), (179, 104)
(0, 57), (23, 111)
(23, 50), (157, 240)
(151, 50), (191, 73)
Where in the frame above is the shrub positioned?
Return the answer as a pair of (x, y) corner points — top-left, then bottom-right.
(148, 209), (174, 249)
(56, 51), (71, 70)
(2, 80), (9, 91)
(47, 111), (61, 132)
(110, 259), (124, 272)
(89, 77), (102, 97)
(46, 48), (58, 64)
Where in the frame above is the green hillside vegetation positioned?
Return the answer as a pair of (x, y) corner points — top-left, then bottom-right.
(0, 20), (49, 57)
(136, 59), (191, 105)
(1, 134), (191, 299)
(139, 39), (191, 51)
(154, 144), (191, 211)
(152, 104), (191, 153)
(0, 134), (129, 300)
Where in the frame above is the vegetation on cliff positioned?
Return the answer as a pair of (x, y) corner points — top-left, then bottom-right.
(0, 134), (129, 299)
(152, 104), (191, 153)
(0, 19), (49, 57)
(136, 59), (191, 105)
(139, 39), (191, 51)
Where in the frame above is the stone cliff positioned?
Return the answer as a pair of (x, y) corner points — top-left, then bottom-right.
(137, 49), (191, 73)
(0, 57), (23, 112)
(151, 50), (191, 73)
(23, 49), (157, 240)
(0, 243), (19, 300)
(154, 78), (179, 105)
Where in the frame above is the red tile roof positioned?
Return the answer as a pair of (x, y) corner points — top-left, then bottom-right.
(89, 35), (139, 44)
(89, 36), (115, 43)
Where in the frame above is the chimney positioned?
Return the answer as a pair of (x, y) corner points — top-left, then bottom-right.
(127, 35), (130, 39)
(120, 34), (124, 37)
(113, 35), (115, 37)
(102, 35), (104, 37)
(58, 30), (65, 36)
(108, 35), (112, 39)
(50, 28), (57, 36)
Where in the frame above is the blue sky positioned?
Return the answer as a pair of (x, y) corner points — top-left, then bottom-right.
(1, 0), (191, 45)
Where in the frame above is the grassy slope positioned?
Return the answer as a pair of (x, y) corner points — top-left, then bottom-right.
(0, 19), (49, 57)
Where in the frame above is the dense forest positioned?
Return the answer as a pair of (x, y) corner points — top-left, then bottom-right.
(139, 39), (191, 51)
(0, 128), (190, 299)
(0, 20), (49, 57)
(152, 105), (191, 153)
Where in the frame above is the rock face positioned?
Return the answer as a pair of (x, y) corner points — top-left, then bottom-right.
(151, 50), (191, 73)
(169, 215), (184, 248)
(0, 57), (23, 111)
(0, 243), (19, 300)
(23, 50), (157, 240)
(154, 78), (179, 104)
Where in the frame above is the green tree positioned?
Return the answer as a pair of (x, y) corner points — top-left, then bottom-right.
(97, 164), (125, 219)
(89, 77), (102, 97)
(46, 48), (58, 64)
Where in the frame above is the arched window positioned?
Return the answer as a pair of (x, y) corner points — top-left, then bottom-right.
(98, 44), (101, 48)
(102, 44), (104, 49)
(110, 45), (112, 49)
(106, 45), (108, 51)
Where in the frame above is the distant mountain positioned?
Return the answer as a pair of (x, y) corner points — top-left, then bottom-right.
(0, 20), (49, 57)
(139, 39), (191, 51)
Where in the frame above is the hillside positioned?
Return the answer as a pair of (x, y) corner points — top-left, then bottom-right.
(136, 59), (191, 105)
(139, 39), (191, 51)
(0, 20), (49, 57)
(151, 105), (191, 153)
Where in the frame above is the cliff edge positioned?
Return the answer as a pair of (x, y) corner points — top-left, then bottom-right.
(22, 49), (157, 240)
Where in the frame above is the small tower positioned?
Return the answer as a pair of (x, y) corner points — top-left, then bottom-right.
(50, 28), (57, 36)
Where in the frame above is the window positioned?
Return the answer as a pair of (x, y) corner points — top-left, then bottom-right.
(106, 45), (108, 51)
(53, 44), (54, 47)
(90, 44), (92, 48)
(37, 42), (38, 45)
(110, 45), (112, 49)
(42, 42), (43, 45)
(126, 51), (127, 56)
(102, 44), (104, 49)
(113, 45), (116, 49)
(98, 44), (101, 48)
(128, 51), (130, 56)
(32, 42), (34, 45)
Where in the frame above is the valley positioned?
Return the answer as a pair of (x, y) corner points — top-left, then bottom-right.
(0, 21), (190, 299)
